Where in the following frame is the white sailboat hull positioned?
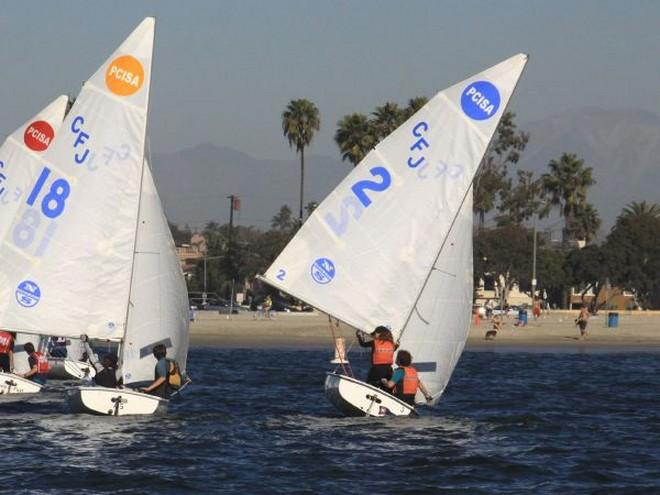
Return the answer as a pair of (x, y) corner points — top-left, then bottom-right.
(324, 373), (415, 417)
(47, 358), (97, 380)
(67, 386), (168, 416)
(0, 372), (43, 397)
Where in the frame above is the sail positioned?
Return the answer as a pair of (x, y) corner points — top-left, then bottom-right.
(0, 96), (69, 242)
(0, 18), (155, 340)
(120, 160), (190, 385)
(397, 189), (473, 403)
(261, 54), (528, 337)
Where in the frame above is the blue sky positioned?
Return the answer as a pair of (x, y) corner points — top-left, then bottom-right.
(1, 0), (658, 160)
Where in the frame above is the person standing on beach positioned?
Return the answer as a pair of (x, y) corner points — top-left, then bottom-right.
(380, 350), (433, 406)
(576, 305), (590, 340)
(263, 295), (273, 319)
(356, 326), (398, 389)
(0, 330), (15, 373)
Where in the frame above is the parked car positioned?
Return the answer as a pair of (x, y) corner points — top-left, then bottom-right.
(491, 305), (519, 317)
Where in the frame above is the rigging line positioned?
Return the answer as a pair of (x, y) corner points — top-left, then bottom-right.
(327, 316), (353, 377)
(396, 63), (529, 345)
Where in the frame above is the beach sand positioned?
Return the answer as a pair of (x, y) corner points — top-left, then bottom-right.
(190, 310), (660, 350)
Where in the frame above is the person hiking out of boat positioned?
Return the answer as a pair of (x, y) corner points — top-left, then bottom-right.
(381, 350), (433, 406)
(94, 354), (119, 388)
(140, 344), (184, 398)
(0, 330), (15, 373)
(356, 326), (398, 389)
(575, 304), (590, 340)
(18, 342), (49, 384)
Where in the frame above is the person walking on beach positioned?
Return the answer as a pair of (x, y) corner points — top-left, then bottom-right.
(263, 295), (273, 319)
(576, 305), (590, 340)
(356, 326), (398, 389)
(380, 350), (433, 406)
(140, 344), (185, 398)
(18, 342), (49, 384)
(0, 330), (15, 373)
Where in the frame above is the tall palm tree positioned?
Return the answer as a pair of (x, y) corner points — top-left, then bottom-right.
(372, 102), (403, 140)
(334, 113), (374, 167)
(403, 96), (428, 119)
(620, 200), (660, 220)
(541, 153), (595, 241)
(282, 99), (320, 222)
(570, 203), (601, 243)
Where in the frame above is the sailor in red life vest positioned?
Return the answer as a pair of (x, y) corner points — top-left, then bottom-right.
(0, 329), (15, 373)
(381, 350), (433, 406)
(18, 342), (49, 385)
(356, 326), (399, 389)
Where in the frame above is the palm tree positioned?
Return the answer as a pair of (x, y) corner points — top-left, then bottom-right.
(620, 200), (660, 220)
(541, 153), (596, 241)
(282, 99), (320, 223)
(403, 96), (428, 119)
(334, 113), (374, 166)
(569, 203), (601, 243)
(372, 102), (403, 140)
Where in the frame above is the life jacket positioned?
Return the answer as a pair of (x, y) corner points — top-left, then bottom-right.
(0, 331), (13, 354)
(166, 359), (182, 389)
(30, 351), (49, 374)
(371, 339), (395, 365)
(400, 366), (419, 395)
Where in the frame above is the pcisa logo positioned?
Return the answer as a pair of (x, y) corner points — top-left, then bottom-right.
(16, 280), (41, 308)
(311, 258), (336, 285)
(461, 81), (500, 121)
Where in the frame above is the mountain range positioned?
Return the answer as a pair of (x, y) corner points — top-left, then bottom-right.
(152, 107), (660, 235)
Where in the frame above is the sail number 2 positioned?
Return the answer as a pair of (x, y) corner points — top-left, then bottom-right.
(323, 121), (430, 238)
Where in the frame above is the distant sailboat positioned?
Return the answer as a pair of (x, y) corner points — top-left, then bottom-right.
(0, 95), (68, 397)
(0, 18), (189, 414)
(259, 54), (528, 416)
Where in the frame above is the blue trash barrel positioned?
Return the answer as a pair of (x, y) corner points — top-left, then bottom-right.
(607, 312), (619, 328)
(518, 309), (528, 325)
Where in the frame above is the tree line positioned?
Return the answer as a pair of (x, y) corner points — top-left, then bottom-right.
(171, 97), (660, 310)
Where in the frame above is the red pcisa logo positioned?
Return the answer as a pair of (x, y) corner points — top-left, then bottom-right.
(24, 120), (55, 152)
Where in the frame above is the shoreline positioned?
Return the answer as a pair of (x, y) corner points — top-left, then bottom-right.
(189, 310), (660, 351)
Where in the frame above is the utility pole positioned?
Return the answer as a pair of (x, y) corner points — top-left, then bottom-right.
(531, 220), (538, 301)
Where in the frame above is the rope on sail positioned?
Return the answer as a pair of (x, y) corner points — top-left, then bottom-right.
(327, 316), (353, 377)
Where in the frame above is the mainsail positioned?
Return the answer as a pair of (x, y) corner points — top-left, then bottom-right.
(120, 159), (190, 385)
(0, 18), (155, 341)
(260, 54), (528, 402)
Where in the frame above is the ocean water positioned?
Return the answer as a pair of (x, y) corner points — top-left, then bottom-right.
(2, 346), (659, 494)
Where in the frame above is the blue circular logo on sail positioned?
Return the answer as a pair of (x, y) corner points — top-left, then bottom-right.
(311, 258), (336, 285)
(15, 280), (41, 308)
(461, 81), (500, 120)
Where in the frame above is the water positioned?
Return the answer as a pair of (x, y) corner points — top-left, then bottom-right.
(2, 347), (659, 494)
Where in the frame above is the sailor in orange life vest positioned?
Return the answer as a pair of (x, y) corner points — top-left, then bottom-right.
(18, 342), (49, 385)
(356, 326), (399, 389)
(380, 350), (433, 406)
(0, 329), (16, 373)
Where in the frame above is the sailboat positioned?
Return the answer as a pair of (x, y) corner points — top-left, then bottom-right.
(0, 95), (68, 397)
(259, 54), (528, 416)
(0, 18), (189, 414)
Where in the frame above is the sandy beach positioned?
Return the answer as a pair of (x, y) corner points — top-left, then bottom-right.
(190, 309), (660, 350)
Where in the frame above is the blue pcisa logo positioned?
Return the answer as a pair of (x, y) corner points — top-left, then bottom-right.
(15, 280), (41, 308)
(461, 80), (500, 121)
(311, 258), (336, 285)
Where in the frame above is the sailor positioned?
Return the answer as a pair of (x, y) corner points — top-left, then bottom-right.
(19, 342), (49, 384)
(356, 326), (398, 389)
(140, 344), (184, 398)
(93, 355), (119, 388)
(381, 350), (433, 406)
(0, 329), (15, 373)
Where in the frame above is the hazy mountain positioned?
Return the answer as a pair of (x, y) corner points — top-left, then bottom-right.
(520, 108), (660, 233)
(153, 108), (660, 235)
(152, 144), (350, 231)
